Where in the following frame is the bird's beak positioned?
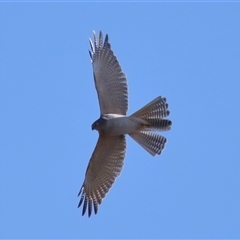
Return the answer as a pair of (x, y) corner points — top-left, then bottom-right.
(91, 124), (94, 130)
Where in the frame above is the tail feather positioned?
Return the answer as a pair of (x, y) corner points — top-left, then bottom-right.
(131, 96), (170, 119)
(129, 96), (171, 155)
(129, 131), (167, 156)
(131, 96), (172, 131)
(146, 119), (172, 131)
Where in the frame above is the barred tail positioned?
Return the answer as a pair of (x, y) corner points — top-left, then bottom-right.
(129, 131), (167, 156)
(131, 96), (172, 131)
(129, 96), (171, 155)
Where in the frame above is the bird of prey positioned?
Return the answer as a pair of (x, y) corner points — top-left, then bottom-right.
(78, 31), (172, 217)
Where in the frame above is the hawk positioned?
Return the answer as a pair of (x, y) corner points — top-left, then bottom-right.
(78, 31), (172, 217)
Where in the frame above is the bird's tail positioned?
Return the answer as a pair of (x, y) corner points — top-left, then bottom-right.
(129, 96), (172, 156)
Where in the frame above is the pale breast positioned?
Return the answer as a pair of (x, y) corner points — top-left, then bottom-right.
(104, 116), (140, 136)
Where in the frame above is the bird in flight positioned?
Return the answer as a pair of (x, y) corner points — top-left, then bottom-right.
(78, 31), (172, 217)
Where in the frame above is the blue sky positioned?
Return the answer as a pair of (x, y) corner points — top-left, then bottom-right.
(1, 2), (240, 239)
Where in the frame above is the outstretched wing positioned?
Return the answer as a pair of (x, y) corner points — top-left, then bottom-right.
(89, 31), (128, 115)
(78, 135), (126, 217)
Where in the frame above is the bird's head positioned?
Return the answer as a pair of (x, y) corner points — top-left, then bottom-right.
(91, 117), (107, 131)
(91, 120), (98, 130)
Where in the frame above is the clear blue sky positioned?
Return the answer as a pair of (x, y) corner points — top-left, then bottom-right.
(1, 2), (240, 239)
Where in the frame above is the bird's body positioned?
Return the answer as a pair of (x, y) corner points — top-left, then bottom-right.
(92, 114), (145, 136)
(78, 31), (172, 217)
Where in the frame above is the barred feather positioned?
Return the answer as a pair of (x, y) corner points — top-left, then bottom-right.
(129, 131), (167, 156)
(131, 96), (170, 119)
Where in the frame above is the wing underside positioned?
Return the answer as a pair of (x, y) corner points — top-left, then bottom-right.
(78, 135), (126, 217)
(89, 31), (128, 115)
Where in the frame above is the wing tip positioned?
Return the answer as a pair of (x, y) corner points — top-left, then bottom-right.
(90, 30), (109, 47)
(78, 186), (99, 217)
